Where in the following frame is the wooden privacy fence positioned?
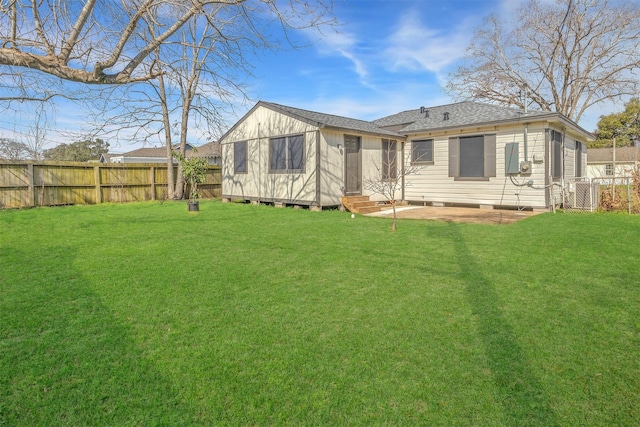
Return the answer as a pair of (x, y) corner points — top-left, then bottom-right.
(0, 161), (221, 209)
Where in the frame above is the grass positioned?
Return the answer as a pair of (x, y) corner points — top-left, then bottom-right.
(1, 200), (639, 426)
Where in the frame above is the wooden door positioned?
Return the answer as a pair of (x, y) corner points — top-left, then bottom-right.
(344, 135), (361, 195)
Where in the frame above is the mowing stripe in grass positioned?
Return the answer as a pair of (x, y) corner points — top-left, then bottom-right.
(1, 201), (639, 425)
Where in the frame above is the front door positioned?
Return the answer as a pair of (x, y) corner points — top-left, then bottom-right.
(344, 135), (361, 195)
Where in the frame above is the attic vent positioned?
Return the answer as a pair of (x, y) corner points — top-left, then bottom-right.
(443, 112), (450, 121)
(420, 106), (425, 113)
(425, 110), (429, 118)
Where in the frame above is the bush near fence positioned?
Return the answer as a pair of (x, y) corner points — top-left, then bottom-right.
(595, 171), (640, 214)
(0, 160), (221, 209)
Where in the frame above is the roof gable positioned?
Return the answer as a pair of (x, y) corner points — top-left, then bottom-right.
(261, 102), (404, 138)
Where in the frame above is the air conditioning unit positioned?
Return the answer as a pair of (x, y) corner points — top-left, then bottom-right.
(569, 180), (596, 211)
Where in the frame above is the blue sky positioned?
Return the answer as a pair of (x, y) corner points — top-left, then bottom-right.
(0, 0), (617, 152)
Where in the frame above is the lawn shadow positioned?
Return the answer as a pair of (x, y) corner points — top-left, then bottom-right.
(441, 223), (558, 426)
(0, 246), (197, 425)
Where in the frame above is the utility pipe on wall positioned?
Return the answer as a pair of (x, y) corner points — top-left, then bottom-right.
(524, 124), (529, 162)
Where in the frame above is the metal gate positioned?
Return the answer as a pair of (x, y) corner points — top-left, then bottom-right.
(564, 177), (599, 212)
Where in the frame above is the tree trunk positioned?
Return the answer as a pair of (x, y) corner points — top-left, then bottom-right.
(391, 201), (397, 232)
(158, 71), (177, 200)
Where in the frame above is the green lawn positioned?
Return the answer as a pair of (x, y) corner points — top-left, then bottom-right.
(1, 201), (639, 426)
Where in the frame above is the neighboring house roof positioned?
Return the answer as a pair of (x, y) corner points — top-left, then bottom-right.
(588, 147), (640, 163)
(99, 153), (116, 162)
(101, 142), (220, 162)
(122, 147), (171, 158)
(194, 141), (221, 158)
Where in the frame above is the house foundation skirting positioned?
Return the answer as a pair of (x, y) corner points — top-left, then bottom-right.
(222, 195), (330, 210)
(406, 200), (548, 212)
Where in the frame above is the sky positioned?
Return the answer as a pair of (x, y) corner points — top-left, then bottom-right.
(0, 0), (626, 153)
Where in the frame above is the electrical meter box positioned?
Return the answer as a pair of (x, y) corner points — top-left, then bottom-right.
(520, 161), (533, 175)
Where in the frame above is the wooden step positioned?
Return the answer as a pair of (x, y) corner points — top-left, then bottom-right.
(358, 205), (382, 214)
(341, 195), (382, 214)
(342, 195), (368, 202)
(351, 201), (376, 209)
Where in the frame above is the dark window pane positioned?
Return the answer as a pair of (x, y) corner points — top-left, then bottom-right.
(382, 139), (397, 179)
(459, 136), (484, 177)
(288, 135), (304, 170)
(575, 142), (582, 177)
(270, 137), (286, 171)
(553, 131), (562, 179)
(234, 141), (247, 173)
(412, 139), (433, 163)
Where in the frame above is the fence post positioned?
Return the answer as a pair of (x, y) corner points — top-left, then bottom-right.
(150, 166), (156, 200)
(94, 166), (102, 204)
(627, 177), (631, 214)
(27, 163), (35, 207)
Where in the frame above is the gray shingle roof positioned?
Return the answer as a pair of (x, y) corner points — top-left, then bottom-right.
(373, 101), (554, 133)
(262, 101), (403, 138)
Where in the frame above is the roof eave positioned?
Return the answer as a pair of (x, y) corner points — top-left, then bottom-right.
(400, 112), (595, 141)
(322, 124), (405, 140)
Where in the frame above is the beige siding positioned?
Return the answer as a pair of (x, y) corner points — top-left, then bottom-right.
(319, 130), (347, 206)
(221, 105), (319, 204)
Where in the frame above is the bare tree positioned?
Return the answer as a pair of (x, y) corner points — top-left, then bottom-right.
(87, 1), (333, 199)
(20, 105), (50, 160)
(0, 0), (334, 142)
(364, 140), (418, 231)
(0, 137), (29, 160)
(0, 1), (334, 84)
(447, 0), (640, 123)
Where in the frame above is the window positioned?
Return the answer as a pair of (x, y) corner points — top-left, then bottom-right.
(575, 141), (584, 177)
(411, 139), (433, 164)
(605, 164), (614, 176)
(382, 139), (397, 180)
(448, 134), (496, 180)
(269, 134), (305, 172)
(234, 141), (247, 173)
(551, 130), (563, 179)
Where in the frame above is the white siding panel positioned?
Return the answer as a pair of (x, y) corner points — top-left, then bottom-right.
(404, 125), (550, 208)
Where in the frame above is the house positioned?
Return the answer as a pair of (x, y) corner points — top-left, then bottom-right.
(100, 141), (221, 165)
(587, 146), (640, 183)
(220, 101), (594, 210)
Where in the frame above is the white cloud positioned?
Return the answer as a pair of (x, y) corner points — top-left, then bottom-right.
(382, 10), (471, 77)
(315, 31), (369, 81)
